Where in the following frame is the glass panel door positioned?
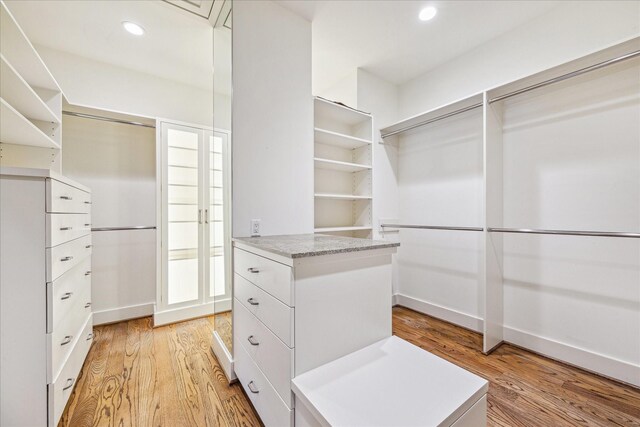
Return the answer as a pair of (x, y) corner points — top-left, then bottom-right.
(161, 123), (204, 310)
(207, 131), (231, 305)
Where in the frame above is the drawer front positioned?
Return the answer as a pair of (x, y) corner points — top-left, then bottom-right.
(46, 213), (91, 248)
(47, 179), (91, 214)
(234, 341), (293, 427)
(234, 299), (294, 408)
(50, 315), (93, 426)
(49, 302), (91, 383)
(47, 234), (92, 282)
(234, 248), (293, 306)
(235, 273), (294, 347)
(47, 257), (92, 333)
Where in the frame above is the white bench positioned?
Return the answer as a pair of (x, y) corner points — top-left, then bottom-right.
(292, 336), (489, 427)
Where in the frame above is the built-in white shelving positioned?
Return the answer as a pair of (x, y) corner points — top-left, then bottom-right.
(314, 127), (371, 149)
(314, 157), (372, 173)
(314, 226), (373, 233)
(0, 98), (60, 149)
(314, 193), (372, 201)
(0, 0), (63, 170)
(313, 97), (374, 238)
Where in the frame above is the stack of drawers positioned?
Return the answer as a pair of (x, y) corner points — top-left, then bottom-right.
(46, 179), (94, 424)
(0, 171), (93, 427)
(233, 247), (295, 427)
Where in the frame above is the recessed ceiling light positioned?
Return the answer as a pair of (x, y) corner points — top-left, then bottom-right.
(122, 21), (145, 36)
(419, 6), (437, 22)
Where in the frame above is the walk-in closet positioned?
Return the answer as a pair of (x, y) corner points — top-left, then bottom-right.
(1, 1), (638, 426)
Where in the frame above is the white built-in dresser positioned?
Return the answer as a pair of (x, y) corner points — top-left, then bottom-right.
(0, 168), (93, 427)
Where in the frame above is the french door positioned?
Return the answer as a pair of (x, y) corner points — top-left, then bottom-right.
(157, 121), (230, 322)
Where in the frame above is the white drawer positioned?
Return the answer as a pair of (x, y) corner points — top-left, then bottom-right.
(49, 297), (92, 384)
(235, 273), (294, 347)
(46, 213), (91, 248)
(234, 340), (293, 427)
(234, 248), (293, 306)
(49, 315), (93, 427)
(234, 299), (294, 408)
(46, 234), (92, 282)
(47, 257), (92, 334)
(47, 179), (91, 214)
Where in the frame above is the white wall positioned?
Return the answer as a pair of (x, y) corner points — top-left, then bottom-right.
(318, 69), (358, 108)
(399, 1), (640, 118)
(62, 111), (157, 324)
(36, 46), (214, 127)
(232, 0), (313, 237)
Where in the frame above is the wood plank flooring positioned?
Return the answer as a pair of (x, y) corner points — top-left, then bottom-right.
(60, 308), (640, 426)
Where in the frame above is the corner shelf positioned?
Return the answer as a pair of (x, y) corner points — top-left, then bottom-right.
(315, 193), (372, 201)
(0, 98), (60, 149)
(1, 54), (60, 123)
(314, 157), (371, 173)
(314, 128), (371, 149)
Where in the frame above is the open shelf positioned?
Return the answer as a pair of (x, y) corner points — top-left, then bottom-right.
(314, 97), (371, 126)
(0, 98), (60, 148)
(314, 157), (371, 173)
(1, 54), (59, 123)
(0, 1), (60, 92)
(314, 127), (371, 149)
(314, 193), (372, 201)
(314, 226), (373, 233)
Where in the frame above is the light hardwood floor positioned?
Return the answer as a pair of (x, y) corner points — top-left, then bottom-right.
(61, 307), (640, 426)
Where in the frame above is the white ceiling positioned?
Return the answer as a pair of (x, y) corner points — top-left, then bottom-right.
(276, 0), (561, 92)
(5, 0), (215, 91)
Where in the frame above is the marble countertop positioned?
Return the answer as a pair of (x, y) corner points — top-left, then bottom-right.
(233, 234), (399, 259)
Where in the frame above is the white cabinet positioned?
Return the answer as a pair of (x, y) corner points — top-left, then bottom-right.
(1, 168), (93, 427)
(313, 97), (374, 238)
(233, 237), (398, 427)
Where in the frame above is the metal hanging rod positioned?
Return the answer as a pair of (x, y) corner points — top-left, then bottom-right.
(490, 50), (640, 103)
(63, 111), (156, 129)
(381, 103), (483, 138)
(92, 226), (157, 232)
(488, 227), (640, 239)
(381, 224), (484, 232)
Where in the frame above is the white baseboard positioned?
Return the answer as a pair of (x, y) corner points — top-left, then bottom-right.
(392, 293), (399, 306)
(394, 293), (483, 333)
(154, 302), (216, 326)
(212, 331), (236, 382)
(93, 302), (155, 325)
(504, 326), (640, 388)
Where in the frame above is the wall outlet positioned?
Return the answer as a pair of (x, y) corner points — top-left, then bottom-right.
(250, 219), (261, 236)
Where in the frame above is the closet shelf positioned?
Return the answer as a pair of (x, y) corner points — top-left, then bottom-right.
(0, 98), (60, 149)
(314, 193), (372, 201)
(314, 226), (373, 233)
(314, 128), (371, 149)
(0, 2), (60, 92)
(314, 97), (371, 126)
(0, 54), (60, 123)
(314, 157), (372, 173)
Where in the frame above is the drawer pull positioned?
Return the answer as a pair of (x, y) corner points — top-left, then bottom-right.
(247, 335), (259, 346)
(60, 256), (74, 262)
(62, 378), (75, 391)
(84, 223), (91, 227)
(84, 201), (92, 204)
(86, 333), (93, 341)
(60, 226), (73, 231)
(247, 267), (260, 274)
(85, 245), (92, 249)
(247, 298), (259, 306)
(85, 271), (92, 276)
(60, 335), (73, 346)
(85, 302), (92, 308)
(247, 381), (259, 394)
(60, 292), (73, 300)
(59, 196), (73, 201)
